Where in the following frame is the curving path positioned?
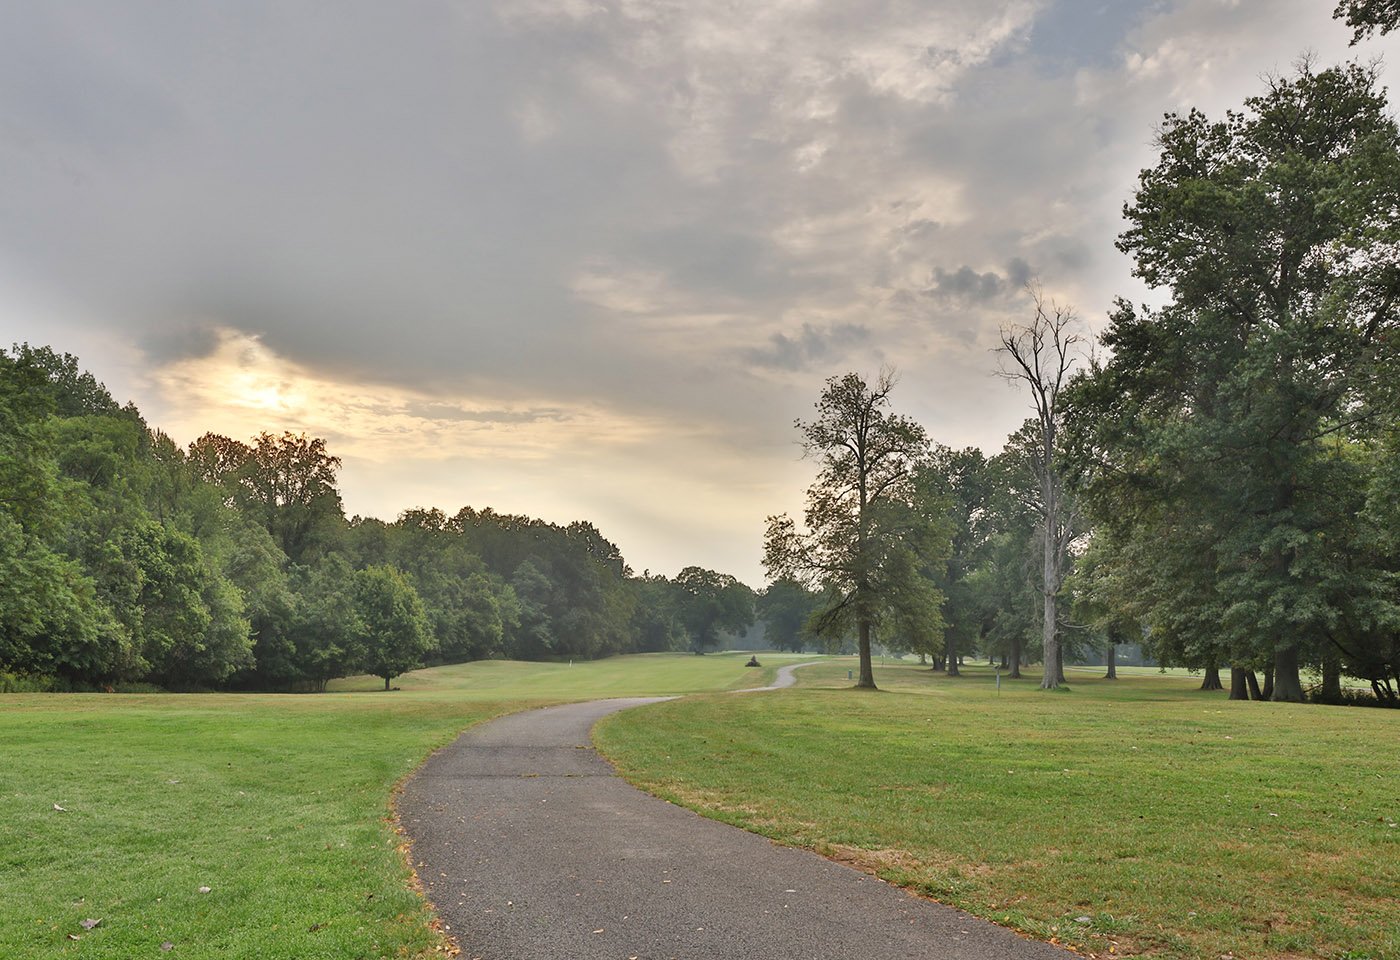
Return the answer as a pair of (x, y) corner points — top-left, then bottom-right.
(397, 670), (1070, 960)
(737, 659), (815, 691)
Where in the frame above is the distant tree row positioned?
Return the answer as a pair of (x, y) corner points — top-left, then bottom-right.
(0, 345), (757, 691)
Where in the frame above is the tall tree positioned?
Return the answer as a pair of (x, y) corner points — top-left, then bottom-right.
(1066, 536), (1143, 681)
(673, 566), (755, 653)
(922, 447), (995, 676)
(970, 448), (1042, 678)
(627, 572), (685, 654)
(288, 557), (367, 692)
(756, 579), (822, 653)
(998, 289), (1086, 690)
(764, 371), (941, 689)
(1070, 62), (1400, 701)
(192, 432), (345, 562)
(354, 564), (433, 690)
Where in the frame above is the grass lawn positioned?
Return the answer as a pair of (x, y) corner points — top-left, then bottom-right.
(0, 652), (786, 959)
(596, 660), (1400, 960)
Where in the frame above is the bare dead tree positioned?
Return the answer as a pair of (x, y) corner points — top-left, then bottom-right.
(997, 285), (1086, 691)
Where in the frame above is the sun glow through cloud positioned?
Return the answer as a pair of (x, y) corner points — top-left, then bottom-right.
(149, 328), (668, 463)
(144, 327), (805, 578)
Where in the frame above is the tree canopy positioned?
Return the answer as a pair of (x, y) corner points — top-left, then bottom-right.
(1334, 0), (1400, 41)
(765, 371), (950, 689)
(1068, 61), (1400, 702)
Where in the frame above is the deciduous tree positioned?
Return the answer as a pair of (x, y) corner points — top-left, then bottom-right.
(1069, 62), (1400, 701)
(998, 290), (1086, 689)
(354, 564), (433, 690)
(674, 566), (755, 653)
(764, 371), (943, 689)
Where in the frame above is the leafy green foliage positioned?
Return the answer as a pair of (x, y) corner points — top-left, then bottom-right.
(0, 344), (754, 692)
(765, 371), (950, 688)
(1069, 62), (1400, 701)
(673, 566), (755, 653)
(755, 578), (823, 652)
(1334, 0), (1400, 41)
(353, 565), (433, 688)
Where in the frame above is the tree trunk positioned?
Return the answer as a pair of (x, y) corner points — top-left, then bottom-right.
(1229, 666), (1250, 700)
(1200, 664), (1223, 691)
(1246, 669), (1263, 700)
(918, 652), (926, 666)
(1104, 643), (1117, 679)
(1262, 666), (1275, 700)
(856, 619), (877, 689)
(1055, 644), (1066, 684)
(1271, 646), (1305, 702)
(1320, 648), (1342, 702)
(1009, 634), (1022, 679)
(1373, 676), (1397, 706)
(1040, 517), (1061, 690)
(383, 675), (391, 691)
(946, 632), (960, 676)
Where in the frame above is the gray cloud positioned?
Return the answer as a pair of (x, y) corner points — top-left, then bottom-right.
(923, 258), (1035, 304)
(0, 0), (1393, 581)
(402, 402), (569, 426)
(745, 323), (872, 372)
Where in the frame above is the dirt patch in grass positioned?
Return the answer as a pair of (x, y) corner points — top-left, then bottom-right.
(826, 843), (993, 880)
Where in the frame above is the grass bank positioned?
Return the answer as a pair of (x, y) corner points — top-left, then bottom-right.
(0, 652), (784, 959)
(596, 660), (1400, 960)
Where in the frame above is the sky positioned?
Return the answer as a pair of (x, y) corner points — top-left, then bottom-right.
(2, 1), (1396, 585)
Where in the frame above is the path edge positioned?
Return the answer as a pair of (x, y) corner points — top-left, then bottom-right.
(589, 662), (1084, 959)
(389, 663), (823, 958)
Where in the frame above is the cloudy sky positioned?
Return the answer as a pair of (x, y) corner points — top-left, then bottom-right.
(2, 1), (1394, 583)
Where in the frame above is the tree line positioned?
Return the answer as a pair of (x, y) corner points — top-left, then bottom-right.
(766, 54), (1400, 706)
(0, 345), (758, 691)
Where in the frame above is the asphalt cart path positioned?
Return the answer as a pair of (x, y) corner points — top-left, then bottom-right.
(398, 680), (1070, 960)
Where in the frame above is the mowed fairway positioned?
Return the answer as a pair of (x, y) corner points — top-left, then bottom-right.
(0, 653), (787, 959)
(597, 661), (1400, 960)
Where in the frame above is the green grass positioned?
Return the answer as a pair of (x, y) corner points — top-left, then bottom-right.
(0, 652), (784, 959)
(596, 660), (1400, 960)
